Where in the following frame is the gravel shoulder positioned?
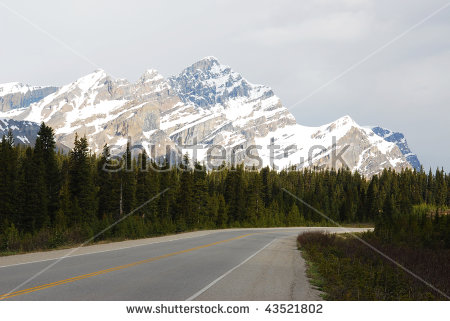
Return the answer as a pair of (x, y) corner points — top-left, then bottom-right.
(193, 235), (323, 300)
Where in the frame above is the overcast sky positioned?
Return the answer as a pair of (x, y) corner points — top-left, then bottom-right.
(1, 0), (449, 170)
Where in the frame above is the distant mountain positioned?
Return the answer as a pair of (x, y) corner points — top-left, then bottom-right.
(0, 57), (416, 176)
(0, 82), (58, 112)
(0, 118), (40, 145)
(372, 126), (421, 171)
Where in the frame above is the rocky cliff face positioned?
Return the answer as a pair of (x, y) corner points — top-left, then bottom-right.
(0, 57), (418, 176)
(372, 126), (421, 171)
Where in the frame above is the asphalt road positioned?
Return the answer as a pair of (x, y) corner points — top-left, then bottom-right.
(0, 227), (369, 301)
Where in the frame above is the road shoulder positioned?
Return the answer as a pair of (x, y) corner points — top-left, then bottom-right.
(193, 235), (323, 301)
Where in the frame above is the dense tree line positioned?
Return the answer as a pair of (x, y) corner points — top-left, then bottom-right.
(0, 123), (449, 252)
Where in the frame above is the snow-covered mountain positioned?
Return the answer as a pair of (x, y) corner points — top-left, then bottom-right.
(0, 82), (58, 112)
(0, 57), (419, 176)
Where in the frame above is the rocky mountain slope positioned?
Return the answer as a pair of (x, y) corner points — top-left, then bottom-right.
(372, 126), (421, 171)
(0, 118), (40, 144)
(0, 57), (419, 176)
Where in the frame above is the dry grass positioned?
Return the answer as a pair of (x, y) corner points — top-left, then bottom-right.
(298, 231), (450, 300)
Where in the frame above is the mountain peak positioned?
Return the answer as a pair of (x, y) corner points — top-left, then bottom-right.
(337, 115), (355, 124)
(79, 68), (108, 78)
(198, 55), (220, 64)
(169, 56), (267, 108)
(326, 115), (357, 129)
(93, 68), (106, 74)
(139, 69), (164, 83)
(72, 69), (109, 92)
(188, 56), (222, 73)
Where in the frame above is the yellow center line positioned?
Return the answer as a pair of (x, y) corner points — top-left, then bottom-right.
(0, 233), (255, 300)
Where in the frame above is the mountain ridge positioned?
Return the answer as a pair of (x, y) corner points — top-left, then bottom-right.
(0, 57), (419, 176)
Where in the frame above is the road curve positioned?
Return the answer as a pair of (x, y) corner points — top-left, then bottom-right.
(0, 227), (370, 301)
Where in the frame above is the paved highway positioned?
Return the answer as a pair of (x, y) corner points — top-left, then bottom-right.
(0, 227), (369, 300)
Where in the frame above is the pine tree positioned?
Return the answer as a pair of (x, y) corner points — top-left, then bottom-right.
(224, 165), (246, 224)
(175, 154), (194, 230)
(135, 152), (150, 214)
(69, 134), (96, 224)
(261, 166), (271, 207)
(97, 144), (115, 219)
(245, 172), (263, 226)
(193, 161), (208, 227)
(17, 147), (48, 232)
(435, 168), (447, 207)
(122, 142), (136, 215)
(0, 130), (19, 228)
(157, 159), (176, 232)
(146, 156), (160, 230)
(216, 194), (228, 228)
(287, 203), (302, 226)
(35, 123), (60, 223)
(58, 161), (72, 226)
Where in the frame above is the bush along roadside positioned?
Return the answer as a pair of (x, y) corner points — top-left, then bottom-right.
(297, 231), (449, 300)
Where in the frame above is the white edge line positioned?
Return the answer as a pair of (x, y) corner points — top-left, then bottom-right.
(185, 238), (278, 301)
(0, 232), (217, 269)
